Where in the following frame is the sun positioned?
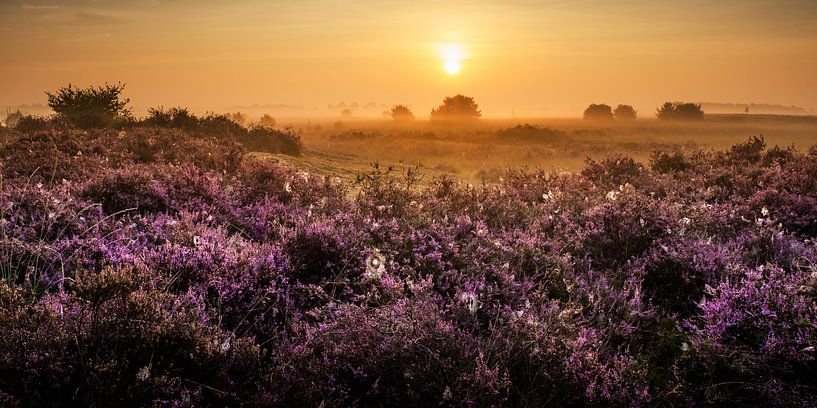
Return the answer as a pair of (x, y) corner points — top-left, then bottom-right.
(439, 43), (465, 76)
(443, 60), (462, 75)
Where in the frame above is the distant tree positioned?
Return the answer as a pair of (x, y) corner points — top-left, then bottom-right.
(430, 95), (481, 121)
(3, 110), (23, 127)
(46, 83), (131, 129)
(613, 104), (637, 121)
(656, 102), (704, 121)
(583, 104), (614, 120)
(390, 105), (415, 121)
(258, 114), (276, 128)
(341, 109), (353, 119)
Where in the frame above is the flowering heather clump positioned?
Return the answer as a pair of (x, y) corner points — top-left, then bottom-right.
(1, 130), (817, 407)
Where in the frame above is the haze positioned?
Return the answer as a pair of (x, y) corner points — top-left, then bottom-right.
(2, 0), (817, 117)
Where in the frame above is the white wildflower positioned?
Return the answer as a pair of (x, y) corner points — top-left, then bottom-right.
(284, 181), (292, 193)
(136, 365), (151, 381)
(761, 206), (769, 217)
(681, 342), (690, 352)
(221, 338), (231, 353)
(460, 292), (479, 315)
(442, 386), (452, 400)
(606, 190), (619, 201)
(365, 249), (386, 279)
(192, 235), (202, 247)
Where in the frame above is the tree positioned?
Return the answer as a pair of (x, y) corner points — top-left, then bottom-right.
(389, 105), (415, 121)
(583, 104), (614, 120)
(430, 95), (481, 121)
(613, 104), (637, 121)
(656, 102), (704, 121)
(341, 109), (353, 119)
(46, 83), (131, 129)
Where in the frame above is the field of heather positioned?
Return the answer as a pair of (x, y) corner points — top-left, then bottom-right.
(1, 117), (816, 406)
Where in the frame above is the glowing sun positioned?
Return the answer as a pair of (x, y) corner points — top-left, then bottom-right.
(439, 43), (465, 75)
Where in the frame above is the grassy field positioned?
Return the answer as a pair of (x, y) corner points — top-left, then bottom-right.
(260, 115), (817, 184)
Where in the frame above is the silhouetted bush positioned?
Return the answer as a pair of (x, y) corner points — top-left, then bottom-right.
(46, 83), (131, 129)
(650, 150), (692, 173)
(390, 104), (415, 121)
(258, 114), (276, 128)
(614, 104), (637, 121)
(583, 104), (614, 120)
(142, 107), (199, 131)
(13, 115), (51, 134)
(430, 95), (481, 121)
(656, 102), (704, 121)
(495, 124), (567, 143)
(241, 126), (304, 156)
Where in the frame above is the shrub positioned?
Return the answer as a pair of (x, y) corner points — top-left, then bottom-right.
(142, 106), (199, 131)
(241, 126), (304, 156)
(495, 124), (567, 143)
(13, 115), (51, 134)
(389, 104), (415, 121)
(430, 94), (481, 121)
(46, 83), (131, 129)
(656, 102), (704, 121)
(583, 104), (614, 120)
(613, 104), (637, 120)
(257, 114), (276, 127)
(650, 150), (692, 173)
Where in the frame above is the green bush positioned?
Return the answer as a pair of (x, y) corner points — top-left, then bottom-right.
(46, 83), (131, 129)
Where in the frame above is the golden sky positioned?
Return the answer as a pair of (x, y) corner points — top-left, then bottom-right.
(2, 0), (816, 117)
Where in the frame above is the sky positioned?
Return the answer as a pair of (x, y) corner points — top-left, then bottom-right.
(1, 0), (817, 117)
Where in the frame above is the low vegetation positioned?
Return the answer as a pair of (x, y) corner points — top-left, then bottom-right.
(0, 123), (815, 406)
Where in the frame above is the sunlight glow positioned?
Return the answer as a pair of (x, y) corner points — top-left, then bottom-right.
(439, 43), (465, 76)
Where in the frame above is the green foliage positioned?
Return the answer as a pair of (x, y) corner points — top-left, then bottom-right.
(656, 102), (704, 121)
(46, 83), (131, 129)
(583, 104), (614, 120)
(430, 94), (481, 121)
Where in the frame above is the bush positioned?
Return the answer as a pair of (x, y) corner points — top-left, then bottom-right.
(13, 115), (51, 134)
(656, 102), (704, 121)
(257, 114), (276, 127)
(390, 104), (415, 121)
(240, 126), (304, 156)
(46, 83), (131, 129)
(613, 104), (637, 120)
(430, 95), (481, 121)
(142, 106), (199, 131)
(583, 104), (614, 120)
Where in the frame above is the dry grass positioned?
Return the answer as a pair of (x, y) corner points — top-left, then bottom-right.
(258, 115), (817, 184)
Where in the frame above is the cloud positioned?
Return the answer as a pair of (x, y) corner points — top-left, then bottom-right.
(21, 3), (60, 10)
(74, 10), (125, 25)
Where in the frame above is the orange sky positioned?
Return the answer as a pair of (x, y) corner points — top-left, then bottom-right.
(2, 0), (816, 117)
